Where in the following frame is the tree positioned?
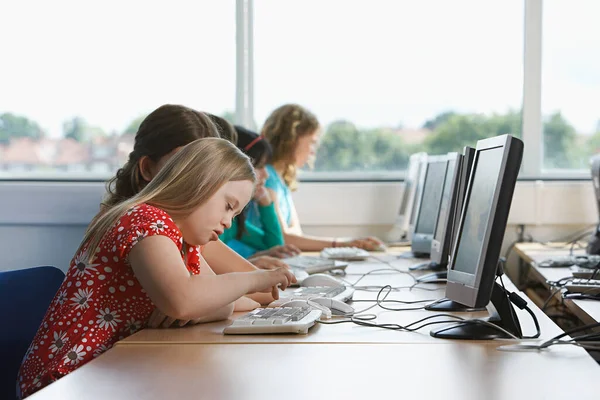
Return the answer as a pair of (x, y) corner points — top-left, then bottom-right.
(123, 115), (146, 135)
(63, 117), (106, 142)
(314, 120), (410, 172)
(423, 110), (522, 155)
(542, 112), (577, 169)
(0, 112), (45, 144)
(422, 111), (456, 130)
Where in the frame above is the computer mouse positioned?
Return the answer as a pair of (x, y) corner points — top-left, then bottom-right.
(308, 297), (355, 316)
(281, 299), (332, 319)
(301, 273), (344, 288)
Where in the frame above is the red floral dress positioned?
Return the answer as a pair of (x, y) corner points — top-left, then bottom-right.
(17, 204), (202, 398)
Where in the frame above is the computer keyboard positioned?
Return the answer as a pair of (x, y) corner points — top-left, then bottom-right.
(538, 254), (600, 269)
(321, 247), (370, 261)
(223, 306), (322, 335)
(565, 279), (600, 295)
(570, 266), (600, 279)
(284, 255), (337, 274)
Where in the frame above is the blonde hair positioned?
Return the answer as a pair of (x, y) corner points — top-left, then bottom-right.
(261, 104), (319, 190)
(79, 138), (255, 262)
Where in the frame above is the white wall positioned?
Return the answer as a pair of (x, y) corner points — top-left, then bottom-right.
(0, 180), (596, 274)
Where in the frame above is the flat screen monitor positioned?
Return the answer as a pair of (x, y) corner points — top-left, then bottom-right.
(411, 156), (449, 255)
(431, 135), (523, 340)
(430, 152), (463, 265)
(387, 153), (427, 242)
(445, 135), (523, 309)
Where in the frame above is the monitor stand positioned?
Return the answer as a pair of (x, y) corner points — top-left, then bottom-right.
(397, 251), (429, 259)
(416, 270), (448, 284)
(409, 261), (445, 271)
(425, 297), (486, 312)
(429, 281), (522, 340)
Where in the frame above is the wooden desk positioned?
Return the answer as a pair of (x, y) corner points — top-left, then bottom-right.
(120, 253), (564, 345)
(29, 343), (599, 400)
(514, 243), (600, 325)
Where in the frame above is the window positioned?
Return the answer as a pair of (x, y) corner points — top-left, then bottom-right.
(254, 0), (523, 176)
(0, 0), (235, 179)
(542, 0), (600, 172)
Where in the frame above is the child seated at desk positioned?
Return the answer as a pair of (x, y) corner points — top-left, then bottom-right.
(219, 125), (301, 260)
(246, 103), (385, 252)
(17, 136), (296, 398)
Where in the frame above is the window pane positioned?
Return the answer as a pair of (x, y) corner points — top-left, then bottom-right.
(542, 0), (600, 172)
(0, 0), (235, 179)
(254, 0), (523, 175)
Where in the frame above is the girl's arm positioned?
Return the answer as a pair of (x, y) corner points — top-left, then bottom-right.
(189, 239), (277, 305)
(129, 235), (295, 320)
(240, 202), (285, 250)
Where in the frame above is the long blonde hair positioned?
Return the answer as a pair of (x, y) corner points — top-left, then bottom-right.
(79, 138), (255, 262)
(261, 104), (320, 191)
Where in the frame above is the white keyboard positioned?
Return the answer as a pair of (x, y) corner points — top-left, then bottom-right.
(284, 255), (338, 274)
(565, 279), (600, 295)
(223, 307), (322, 334)
(321, 246), (370, 261)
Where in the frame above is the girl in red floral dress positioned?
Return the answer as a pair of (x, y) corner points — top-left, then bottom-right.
(17, 138), (295, 398)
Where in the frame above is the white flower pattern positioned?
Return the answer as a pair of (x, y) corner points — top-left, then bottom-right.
(93, 343), (112, 358)
(72, 252), (99, 278)
(63, 344), (86, 366)
(124, 318), (142, 334)
(70, 288), (93, 310)
(149, 219), (167, 232)
(49, 331), (68, 353)
(96, 308), (122, 331)
(55, 290), (68, 306)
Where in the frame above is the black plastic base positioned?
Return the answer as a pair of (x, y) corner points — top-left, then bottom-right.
(430, 281), (522, 340)
(398, 251), (429, 259)
(416, 271), (447, 284)
(430, 321), (512, 340)
(409, 261), (445, 271)
(425, 298), (486, 312)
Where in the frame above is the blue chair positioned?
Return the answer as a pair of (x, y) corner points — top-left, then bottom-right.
(0, 266), (65, 400)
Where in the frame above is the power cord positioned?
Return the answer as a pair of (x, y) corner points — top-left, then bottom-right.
(498, 322), (600, 352)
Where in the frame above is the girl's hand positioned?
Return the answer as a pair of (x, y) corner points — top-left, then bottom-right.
(346, 236), (386, 251)
(248, 255), (290, 270)
(248, 267), (297, 300)
(254, 186), (272, 206)
(234, 296), (261, 312)
(146, 308), (205, 328)
(253, 244), (301, 259)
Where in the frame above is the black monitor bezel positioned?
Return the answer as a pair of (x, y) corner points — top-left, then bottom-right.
(446, 135), (523, 308)
(411, 155), (449, 254)
(430, 152), (463, 265)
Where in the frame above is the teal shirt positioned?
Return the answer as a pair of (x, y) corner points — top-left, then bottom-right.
(219, 202), (284, 258)
(247, 164), (293, 229)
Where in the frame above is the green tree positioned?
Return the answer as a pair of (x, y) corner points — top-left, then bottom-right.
(422, 111), (456, 130)
(63, 117), (106, 142)
(424, 110), (522, 155)
(314, 120), (409, 172)
(123, 115), (146, 135)
(0, 112), (45, 144)
(542, 112), (577, 169)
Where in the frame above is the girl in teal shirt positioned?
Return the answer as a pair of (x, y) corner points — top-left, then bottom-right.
(220, 126), (300, 259)
(247, 104), (385, 252)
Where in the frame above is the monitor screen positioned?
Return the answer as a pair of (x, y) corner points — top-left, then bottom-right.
(452, 147), (504, 275)
(414, 160), (447, 235)
(433, 157), (457, 242)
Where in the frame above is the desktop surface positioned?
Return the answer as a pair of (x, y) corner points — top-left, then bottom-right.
(29, 342), (599, 400)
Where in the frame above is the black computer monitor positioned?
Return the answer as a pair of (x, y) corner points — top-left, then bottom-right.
(430, 152), (463, 266)
(587, 154), (600, 254)
(430, 134), (524, 340)
(406, 155), (428, 241)
(387, 153), (427, 243)
(409, 156), (449, 257)
(450, 146), (476, 254)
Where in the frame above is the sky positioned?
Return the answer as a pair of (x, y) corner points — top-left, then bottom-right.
(1, 0), (599, 139)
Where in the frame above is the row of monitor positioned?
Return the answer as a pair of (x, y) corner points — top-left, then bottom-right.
(390, 134), (524, 339)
